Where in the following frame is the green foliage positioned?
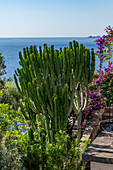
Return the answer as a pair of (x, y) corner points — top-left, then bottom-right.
(0, 81), (23, 110)
(45, 131), (88, 170)
(0, 103), (29, 169)
(17, 129), (89, 170)
(0, 101), (88, 169)
(14, 41), (95, 141)
(0, 103), (29, 148)
(0, 136), (23, 170)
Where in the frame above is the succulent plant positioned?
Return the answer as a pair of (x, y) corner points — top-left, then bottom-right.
(14, 41), (95, 142)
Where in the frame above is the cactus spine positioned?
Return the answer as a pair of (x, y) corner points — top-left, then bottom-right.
(14, 41), (95, 142)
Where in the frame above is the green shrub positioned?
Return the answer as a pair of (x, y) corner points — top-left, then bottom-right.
(1, 81), (23, 110)
(17, 129), (88, 170)
(0, 103), (29, 148)
(0, 102), (88, 169)
(0, 136), (24, 170)
(0, 103), (28, 169)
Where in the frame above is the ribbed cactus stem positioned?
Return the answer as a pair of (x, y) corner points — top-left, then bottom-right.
(77, 111), (82, 140)
(28, 127), (34, 141)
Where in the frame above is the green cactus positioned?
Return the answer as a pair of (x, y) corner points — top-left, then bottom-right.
(73, 46), (95, 140)
(28, 127), (34, 141)
(14, 41), (95, 143)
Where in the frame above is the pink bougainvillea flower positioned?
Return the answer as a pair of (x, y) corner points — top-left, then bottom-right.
(99, 70), (103, 75)
(94, 79), (98, 83)
(100, 94), (103, 98)
(108, 62), (112, 68)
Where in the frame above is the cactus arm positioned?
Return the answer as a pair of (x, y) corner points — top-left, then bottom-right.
(14, 74), (22, 94)
(19, 102), (29, 120)
(28, 82), (41, 113)
(46, 76), (54, 116)
(44, 107), (51, 143)
(64, 84), (69, 131)
(89, 48), (95, 83)
(79, 84), (83, 111)
(47, 104), (53, 119)
(54, 96), (58, 133)
(82, 85), (89, 111)
(77, 111), (82, 140)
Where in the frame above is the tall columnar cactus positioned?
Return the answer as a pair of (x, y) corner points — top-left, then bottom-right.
(14, 41), (95, 142)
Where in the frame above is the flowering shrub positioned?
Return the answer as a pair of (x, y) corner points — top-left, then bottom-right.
(82, 79), (106, 127)
(81, 26), (113, 127)
(0, 52), (6, 89)
(94, 62), (113, 106)
(95, 25), (113, 70)
(81, 61), (113, 128)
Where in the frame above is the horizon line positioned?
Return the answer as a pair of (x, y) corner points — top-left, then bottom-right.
(0, 35), (101, 38)
(0, 36), (87, 38)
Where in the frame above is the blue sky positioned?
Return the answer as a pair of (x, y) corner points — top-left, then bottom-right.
(0, 0), (113, 37)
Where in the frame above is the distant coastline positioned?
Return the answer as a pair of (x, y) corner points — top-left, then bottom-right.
(88, 35), (100, 38)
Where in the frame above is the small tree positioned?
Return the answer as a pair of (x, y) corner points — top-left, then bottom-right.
(0, 52), (6, 89)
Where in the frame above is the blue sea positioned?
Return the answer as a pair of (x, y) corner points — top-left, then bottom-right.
(0, 37), (100, 80)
